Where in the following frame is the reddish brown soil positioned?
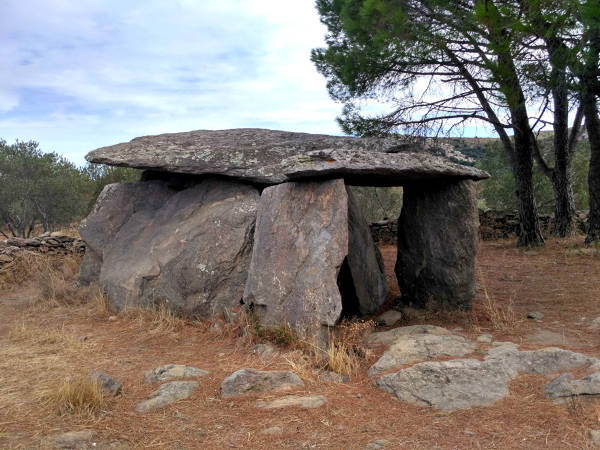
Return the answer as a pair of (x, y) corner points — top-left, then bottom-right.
(1, 238), (599, 449)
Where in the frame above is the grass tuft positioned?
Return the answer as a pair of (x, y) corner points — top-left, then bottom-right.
(45, 374), (107, 416)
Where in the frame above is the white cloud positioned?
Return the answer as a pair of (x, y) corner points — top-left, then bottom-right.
(0, 0), (343, 164)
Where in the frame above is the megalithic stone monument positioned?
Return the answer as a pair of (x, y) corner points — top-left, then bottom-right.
(80, 128), (488, 339)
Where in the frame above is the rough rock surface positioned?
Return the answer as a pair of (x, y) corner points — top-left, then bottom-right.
(86, 128), (488, 186)
(221, 369), (303, 398)
(395, 180), (479, 309)
(368, 332), (477, 376)
(135, 381), (199, 412)
(81, 178), (258, 316)
(243, 179), (387, 339)
(78, 181), (174, 284)
(367, 325), (452, 346)
(376, 358), (511, 410)
(89, 370), (122, 396)
(374, 336), (600, 410)
(143, 365), (209, 383)
(255, 395), (326, 409)
(545, 372), (600, 398)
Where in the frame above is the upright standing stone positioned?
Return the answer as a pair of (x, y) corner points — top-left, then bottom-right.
(243, 179), (348, 340)
(395, 180), (478, 309)
(243, 179), (388, 341)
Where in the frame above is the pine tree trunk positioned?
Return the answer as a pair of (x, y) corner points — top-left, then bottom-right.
(551, 166), (576, 237)
(584, 95), (600, 245)
(511, 112), (545, 247)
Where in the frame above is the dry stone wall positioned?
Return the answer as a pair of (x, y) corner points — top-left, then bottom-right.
(0, 233), (85, 267)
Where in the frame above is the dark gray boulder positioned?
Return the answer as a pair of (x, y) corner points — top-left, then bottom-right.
(243, 179), (387, 340)
(85, 129), (488, 186)
(80, 178), (259, 316)
(395, 180), (479, 309)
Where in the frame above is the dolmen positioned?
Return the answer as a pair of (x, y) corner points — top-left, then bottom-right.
(79, 129), (488, 342)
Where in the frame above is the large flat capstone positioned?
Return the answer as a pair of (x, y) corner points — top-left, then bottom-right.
(79, 177), (258, 316)
(243, 179), (388, 340)
(85, 128), (488, 186)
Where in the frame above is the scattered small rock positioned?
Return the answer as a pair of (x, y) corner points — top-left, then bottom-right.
(89, 370), (122, 397)
(144, 364), (209, 383)
(356, 393), (362, 399)
(365, 439), (389, 449)
(53, 431), (96, 448)
(590, 317), (600, 329)
(375, 310), (402, 326)
(476, 334), (493, 344)
(262, 426), (284, 435)
(527, 311), (544, 320)
(221, 368), (303, 398)
(135, 381), (199, 412)
(77, 335), (90, 343)
(464, 430), (476, 436)
(255, 395), (326, 409)
(321, 371), (349, 383)
(252, 343), (278, 360)
(108, 316), (117, 321)
(589, 429), (600, 446)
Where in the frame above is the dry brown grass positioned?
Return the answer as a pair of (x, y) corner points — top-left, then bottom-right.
(120, 303), (186, 335)
(44, 374), (107, 417)
(478, 272), (523, 333)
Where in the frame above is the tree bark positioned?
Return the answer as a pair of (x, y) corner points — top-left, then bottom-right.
(583, 94), (600, 245)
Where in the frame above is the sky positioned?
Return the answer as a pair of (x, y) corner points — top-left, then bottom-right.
(0, 0), (348, 166)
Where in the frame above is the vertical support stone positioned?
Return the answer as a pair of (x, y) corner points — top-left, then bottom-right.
(395, 180), (478, 310)
(243, 179), (389, 342)
(243, 179), (349, 342)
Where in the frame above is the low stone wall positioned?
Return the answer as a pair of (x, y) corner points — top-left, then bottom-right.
(370, 210), (590, 243)
(0, 233), (85, 267)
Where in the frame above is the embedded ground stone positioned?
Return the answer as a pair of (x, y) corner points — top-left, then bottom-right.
(368, 332), (477, 376)
(84, 178), (258, 316)
(243, 179), (387, 339)
(86, 128), (488, 186)
(135, 381), (199, 412)
(144, 365), (209, 383)
(544, 372), (600, 398)
(367, 325), (452, 346)
(375, 341), (600, 410)
(395, 180), (479, 309)
(376, 358), (511, 410)
(255, 395), (326, 409)
(221, 369), (303, 398)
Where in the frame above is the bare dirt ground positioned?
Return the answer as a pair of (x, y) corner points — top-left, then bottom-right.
(1, 238), (599, 449)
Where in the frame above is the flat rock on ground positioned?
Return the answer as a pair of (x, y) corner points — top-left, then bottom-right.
(545, 372), (600, 398)
(143, 365), (209, 383)
(221, 369), (303, 398)
(368, 332), (477, 376)
(48, 431), (129, 449)
(375, 340), (600, 411)
(135, 381), (199, 412)
(367, 324), (452, 346)
(255, 395), (326, 409)
(85, 128), (488, 186)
